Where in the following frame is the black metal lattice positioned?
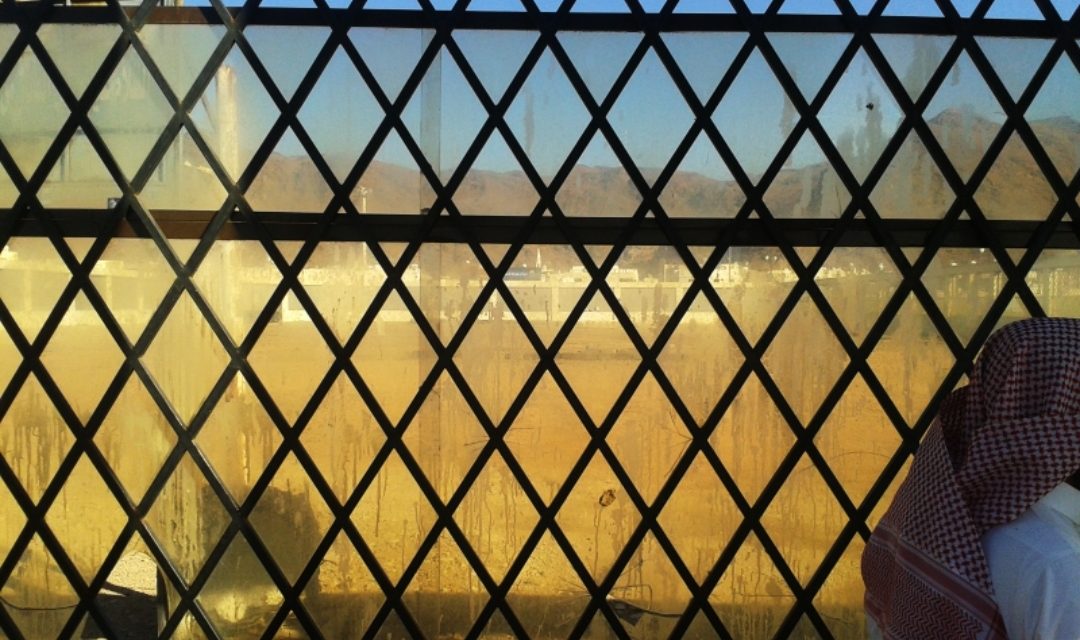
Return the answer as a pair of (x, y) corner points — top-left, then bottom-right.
(0, 0), (1078, 638)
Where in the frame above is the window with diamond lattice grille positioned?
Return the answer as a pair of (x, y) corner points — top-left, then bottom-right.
(0, 0), (1077, 639)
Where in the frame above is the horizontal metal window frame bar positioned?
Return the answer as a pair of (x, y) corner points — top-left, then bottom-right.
(7, 209), (1080, 247)
(1, 5), (1072, 35)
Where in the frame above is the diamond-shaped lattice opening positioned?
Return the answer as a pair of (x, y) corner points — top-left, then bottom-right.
(300, 47), (382, 182)
(556, 290), (640, 425)
(401, 243), (488, 343)
(89, 237), (176, 343)
(764, 130), (850, 219)
(1027, 249), (1080, 317)
(557, 132), (642, 218)
(301, 530), (382, 638)
(456, 450), (538, 583)
(557, 451), (640, 584)
(454, 28), (537, 104)
(922, 247), (1006, 345)
(196, 372), (282, 503)
(190, 47), (279, 182)
(986, 0), (1051, 19)
(659, 452), (738, 585)
(714, 49), (793, 182)
(768, 32), (850, 104)
(509, 243), (587, 345)
(1026, 55), (1080, 183)
(608, 48), (693, 184)
(245, 26), (329, 101)
(349, 27), (426, 103)
(663, 32), (744, 103)
(583, 613), (619, 639)
(301, 372), (385, 504)
(142, 291), (230, 425)
(873, 33), (953, 102)
(39, 292), (123, 424)
(816, 246), (901, 346)
(352, 288), (437, 426)
(197, 534), (284, 638)
(872, 130), (953, 219)
(0, 374), (75, 503)
(762, 455), (847, 585)
(868, 294), (955, 427)
(683, 609), (724, 638)
(812, 535), (867, 638)
(661, 130), (745, 218)
(976, 132), (1057, 220)
(95, 375), (176, 504)
(608, 372), (687, 504)
(351, 451), (435, 583)
(138, 126), (229, 213)
(763, 296), (849, 425)
(404, 530), (487, 639)
(246, 128), (333, 214)
(45, 454), (126, 583)
(38, 126), (121, 209)
(172, 612), (211, 640)
(299, 241), (386, 344)
(610, 244), (685, 346)
(711, 533), (795, 636)
(712, 373), (797, 505)
(139, 23), (225, 101)
(402, 374), (487, 502)
(38, 23), (118, 99)
(976, 36), (1052, 103)
(145, 453), (230, 584)
(885, 0), (946, 16)
(817, 375), (902, 505)
(352, 128), (434, 214)
(925, 51), (1004, 183)
(506, 48), (591, 183)
(817, 47), (902, 184)
(507, 532), (589, 638)
(248, 291), (334, 425)
(250, 453), (332, 586)
(456, 289), (539, 424)
(454, 129), (540, 216)
(507, 373), (589, 505)
(609, 532), (692, 637)
(402, 48), (487, 183)
(0, 47), (69, 180)
(659, 290), (741, 426)
(480, 610), (516, 638)
(0, 536), (81, 639)
(712, 246), (796, 345)
(0, 237), (72, 343)
(193, 240), (283, 346)
(557, 31), (641, 105)
(89, 47), (173, 181)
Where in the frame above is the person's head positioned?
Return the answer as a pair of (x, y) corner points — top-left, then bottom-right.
(950, 317), (1080, 527)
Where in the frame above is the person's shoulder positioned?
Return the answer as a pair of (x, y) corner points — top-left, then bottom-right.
(983, 509), (1080, 576)
(985, 508), (1073, 547)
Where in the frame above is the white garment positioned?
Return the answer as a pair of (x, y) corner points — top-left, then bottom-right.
(981, 483), (1080, 640)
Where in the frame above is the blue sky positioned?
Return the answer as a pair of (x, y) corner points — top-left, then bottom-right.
(171, 0), (1075, 20)
(143, 0), (1077, 185)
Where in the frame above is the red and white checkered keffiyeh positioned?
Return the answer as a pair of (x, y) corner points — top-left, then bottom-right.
(862, 317), (1080, 639)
